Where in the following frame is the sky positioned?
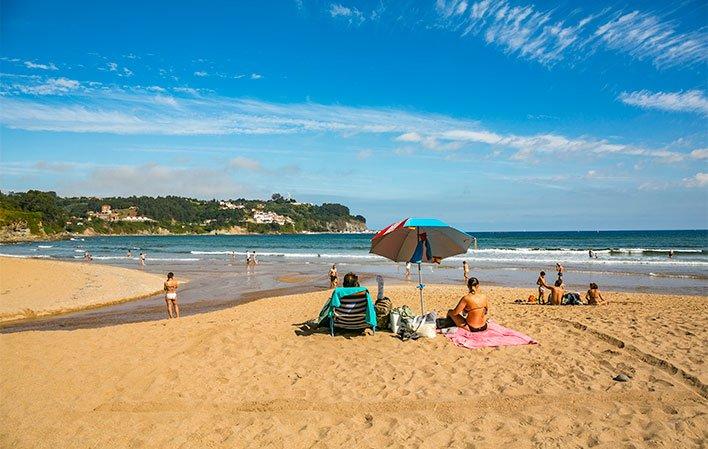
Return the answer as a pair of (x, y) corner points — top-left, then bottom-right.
(1, 0), (707, 231)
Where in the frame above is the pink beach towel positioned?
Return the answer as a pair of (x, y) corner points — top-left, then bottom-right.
(442, 321), (537, 350)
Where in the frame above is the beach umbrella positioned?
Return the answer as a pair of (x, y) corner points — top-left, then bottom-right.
(370, 218), (472, 314)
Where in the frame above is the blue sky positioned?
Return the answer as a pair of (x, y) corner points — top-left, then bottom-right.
(1, 0), (706, 230)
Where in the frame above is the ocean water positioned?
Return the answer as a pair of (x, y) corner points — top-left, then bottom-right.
(2, 230), (706, 279)
(1, 230), (706, 331)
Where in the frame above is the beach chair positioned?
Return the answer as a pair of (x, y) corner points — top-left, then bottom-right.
(317, 287), (377, 336)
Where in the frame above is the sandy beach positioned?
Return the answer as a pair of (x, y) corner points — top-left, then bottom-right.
(1, 269), (706, 448)
(0, 257), (166, 322)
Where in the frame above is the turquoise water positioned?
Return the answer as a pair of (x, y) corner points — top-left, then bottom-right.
(2, 230), (706, 278)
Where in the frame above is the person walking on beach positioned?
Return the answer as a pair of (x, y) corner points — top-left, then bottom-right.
(404, 262), (411, 280)
(463, 260), (470, 282)
(139, 252), (146, 266)
(163, 272), (179, 319)
(251, 251), (258, 265)
(536, 271), (547, 304)
(329, 264), (338, 288)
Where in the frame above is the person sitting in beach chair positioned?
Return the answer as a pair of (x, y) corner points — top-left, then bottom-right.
(316, 272), (377, 336)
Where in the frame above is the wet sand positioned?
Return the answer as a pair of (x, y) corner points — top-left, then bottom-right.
(0, 257), (165, 323)
(1, 282), (706, 448)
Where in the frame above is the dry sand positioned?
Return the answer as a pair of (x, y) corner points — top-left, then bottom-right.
(0, 257), (165, 322)
(1, 281), (706, 448)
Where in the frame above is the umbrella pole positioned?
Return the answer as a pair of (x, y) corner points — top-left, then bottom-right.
(417, 262), (425, 315)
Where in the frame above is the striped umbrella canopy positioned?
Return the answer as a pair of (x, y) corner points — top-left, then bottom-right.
(370, 218), (472, 314)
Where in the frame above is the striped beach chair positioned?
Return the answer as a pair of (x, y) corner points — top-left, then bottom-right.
(317, 287), (377, 336)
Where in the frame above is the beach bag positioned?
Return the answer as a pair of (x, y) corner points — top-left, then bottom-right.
(562, 292), (582, 305)
(374, 296), (392, 329)
(401, 310), (437, 339)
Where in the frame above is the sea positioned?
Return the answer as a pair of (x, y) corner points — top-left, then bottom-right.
(1, 230), (706, 331)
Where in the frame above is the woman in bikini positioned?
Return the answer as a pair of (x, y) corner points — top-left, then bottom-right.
(164, 272), (180, 319)
(447, 277), (489, 332)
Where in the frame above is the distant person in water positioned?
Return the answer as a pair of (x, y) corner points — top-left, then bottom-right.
(163, 272), (180, 319)
(541, 278), (565, 305)
(556, 263), (564, 280)
(536, 271), (547, 304)
(83, 251), (92, 262)
(588, 249), (594, 258)
(447, 277), (489, 332)
(463, 260), (470, 281)
(139, 252), (146, 266)
(251, 251), (258, 265)
(586, 283), (607, 305)
(404, 262), (411, 280)
(668, 250), (674, 259)
(126, 249), (132, 258)
(329, 264), (338, 288)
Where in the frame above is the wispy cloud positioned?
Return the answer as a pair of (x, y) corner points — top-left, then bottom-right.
(434, 1), (707, 69)
(9, 77), (80, 95)
(683, 172), (708, 188)
(690, 149), (708, 160)
(194, 71), (209, 77)
(329, 3), (365, 25)
(24, 60), (58, 70)
(0, 76), (696, 164)
(595, 11), (708, 69)
(618, 90), (708, 115)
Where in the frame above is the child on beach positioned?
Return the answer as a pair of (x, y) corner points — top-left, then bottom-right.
(586, 283), (607, 305)
(163, 272), (180, 319)
(463, 260), (470, 282)
(139, 252), (146, 266)
(536, 271), (546, 304)
(556, 263), (564, 280)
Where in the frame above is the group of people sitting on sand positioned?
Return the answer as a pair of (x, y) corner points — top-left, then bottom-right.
(536, 269), (607, 305)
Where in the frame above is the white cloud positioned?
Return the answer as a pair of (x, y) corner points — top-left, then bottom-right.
(194, 71), (208, 77)
(24, 61), (58, 70)
(0, 79), (694, 164)
(250, 73), (263, 80)
(64, 163), (249, 198)
(13, 77), (80, 95)
(435, 1), (708, 68)
(229, 156), (263, 171)
(436, 0), (596, 65)
(618, 90), (708, 115)
(683, 173), (708, 188)
(690, 149), (708, 160)
(122, 67), (133, 77)
(329, 4), (365, 25)
(595, 11), (708, 69)
(107, 62), (118, 71)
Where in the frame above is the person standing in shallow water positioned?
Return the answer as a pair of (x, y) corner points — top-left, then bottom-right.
(329, 264), (338, 288)
(164, 272), (179, 319)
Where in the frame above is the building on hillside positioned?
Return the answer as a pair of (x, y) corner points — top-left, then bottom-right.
(87, 204), (154, 222)
(251, 211), (293, 226)
(219, 201), (245, 210)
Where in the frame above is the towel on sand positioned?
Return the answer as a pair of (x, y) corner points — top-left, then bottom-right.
(442, 321), (537, 350)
